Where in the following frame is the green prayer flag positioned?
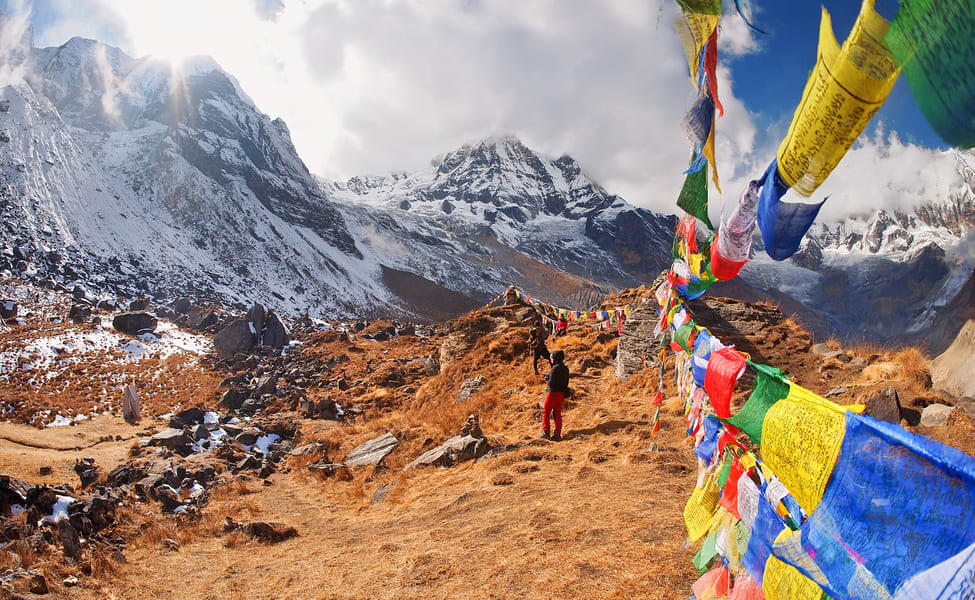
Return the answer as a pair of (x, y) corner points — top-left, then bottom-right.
(886, 0), (975, 148)
(723, 361), (790, 444)
(716, 452), (733, 489)
(693, 529), (719, 574)
(677, 0), (722, 15)
(677, 164), (715, 230)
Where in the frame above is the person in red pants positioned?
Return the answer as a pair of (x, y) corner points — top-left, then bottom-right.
(541, 350), (571, 441)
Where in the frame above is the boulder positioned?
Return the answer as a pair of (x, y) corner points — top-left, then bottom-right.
(148, 429), (192, 454)
(0, 299), (18, 320)
(218, 388), (247, 411)
(121, 384), (141, 423)
(189, 310), (219, 331)
(921, 404), (958, 427)
(71, 285), (89, 302)
(213, 319), (255, 358)
(406, 415), (490, 469)
(58, 519), (81, 560)
(73, 458), (99, 489)
(864, 387), (902, 424)
(254, 375), (277, 397)
(344, 433), (399, 467)
(155, 306), (177, 320)
(128, 298), (150, 311)
(371, 482), (396, 504)
(262, 311), (290, 348)
(172, 297), (192, 315)
(68, 303), (91, 322)
(169, 407), (205, 429)
(112, 312), (157, 336)
(457, 375), (486, 403)
(96, 298), (118, 312)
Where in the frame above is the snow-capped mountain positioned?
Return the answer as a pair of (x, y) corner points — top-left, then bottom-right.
(325, 136), (677, 307)
(2, 11), (973, 346)
(0, 14), (676, 318)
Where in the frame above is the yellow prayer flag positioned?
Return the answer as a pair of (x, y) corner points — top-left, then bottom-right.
(763, 553), (827, 600)
(683, 475), (720, 542)
(776, 0), (900, 196)
(759, 383), (848, 513)
(675, 13), (720, 85)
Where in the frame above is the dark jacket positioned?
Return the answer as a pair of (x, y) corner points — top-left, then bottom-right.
(545, 362), (570, 394)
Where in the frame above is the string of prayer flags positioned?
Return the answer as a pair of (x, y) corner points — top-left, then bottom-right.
(674, 0), (721, 84)
(756, 160), (826, 261)
(885, 0), (975, 149)
(776, 0), (900, 197)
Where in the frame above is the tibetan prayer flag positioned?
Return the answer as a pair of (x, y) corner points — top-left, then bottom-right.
(776, 1), (900, 196)
(713, 179), (760, 279)
(695, 416), (722, 465)
(886, 0), (975, 149)
(737, 469), (762, 530)
(759, 383), (848, 513)
(743, 494), (787, 585)
(694, 531), (720, 574)
(704, 29), (723, 117)
(719, 458), (745, 519)
(704, 347), (747, 419)
(893, 541), (975, 599)
(684, 474), (721, 542)
(756, 160), (826, 261)
(675, 2), (721, 84)
(710, 236), (748, 281)
(762, 553), (826, 600)
(729, 572), (765, 600)
(691, 329), (722, 387)
(724, 362), (790, 444)
(677, 158), (715, 230)
(683, 90), (715, 150)
(782, 412), (975, 598)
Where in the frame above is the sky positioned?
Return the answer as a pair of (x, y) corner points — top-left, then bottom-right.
(0, 0), (966, 221)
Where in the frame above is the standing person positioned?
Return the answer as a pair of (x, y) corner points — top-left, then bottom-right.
(527, 327), (551, 374)
(555, 315), (568, 337)
(541, 350), (570, 441)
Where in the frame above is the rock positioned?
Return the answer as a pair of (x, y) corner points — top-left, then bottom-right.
(128, 298), (150, 311)
(172, 297), (192, 315)
(421, 355), (440, 376)
(335, 377), (349, 391)
(189, 310), (219, 331)
(71, 285), (89, 302)
(235, 456), (261, 472)
(235, 429), (261, 446)
(289, 443), (327, 457)
(864, 387), (902, 424)
(213, 319), (255, 358)
(29, 573), (49, 595)
(825, 386), (848, 397)
(57, 519), (81, 560)
(254, 375), (277, 397)
(405, 434), (491, 470)
(457, 374), (486, 403)
(122, 384), (141, 423)
(299, 398), (340, 420)
(406, 415), (491, 469)
(155, 306), (177, 320)
(107, 464), (147, 487)
(38, 466), (52, 476)
(96, 299), (118, 312)
(218, 388), (246, 411)
(921, 404), (958, 427)
(74, 458), (99, 488)
(169, 407), (205, 429)
(68, 303), (91, 322)
(371, 482), (396, 504)
(247, 303), (266, 337)
(307, 461), (352, 480)
(0, 299), (18, 320)
(241, 521), (297, 543)
(344, 433), (399, 467)
(190, 424), (210, 441)
(148, 429), (192, 454)
(262, 311), (290, 348)
(112, 312), (157, 335)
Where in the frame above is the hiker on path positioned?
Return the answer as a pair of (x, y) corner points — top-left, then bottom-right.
(541, 349), (571, 441)
(528, 327), (551, 374)
(555, 316), (568, 337)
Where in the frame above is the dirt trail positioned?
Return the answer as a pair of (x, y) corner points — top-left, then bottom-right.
(0, 416), (147, 484)
(71, 377), (699, 600)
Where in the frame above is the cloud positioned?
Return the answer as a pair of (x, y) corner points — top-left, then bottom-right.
(251, 0), (285, 22)
(4, 0), (964, 224)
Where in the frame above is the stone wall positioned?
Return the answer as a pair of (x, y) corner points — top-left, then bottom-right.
(614, 300), (660, 380)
